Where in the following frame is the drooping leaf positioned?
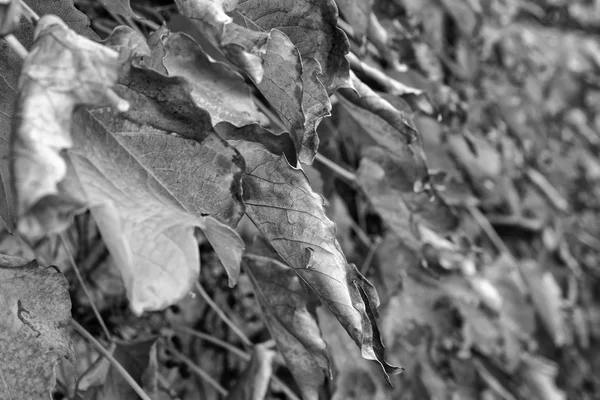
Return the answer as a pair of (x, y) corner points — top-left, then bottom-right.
(244, 240), (330, 400)
(232, 139), (400, 382)
(67, 109), (245, 314)
(0, 254), (74, 399)
(338, 72), (430, 188)
(226, 343), (276, 400)
(231, 9), (334, 164)
(146, 27), (266, 127)
(0, 0), (97, 231)
(235, 0), (353, 94)
(11, 14), (123, 224)
(174, 0), (334, 164)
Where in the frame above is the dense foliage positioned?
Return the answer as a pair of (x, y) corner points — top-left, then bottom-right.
(1, 0), (600, 399)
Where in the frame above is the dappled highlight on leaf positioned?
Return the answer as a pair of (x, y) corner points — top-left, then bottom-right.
(236, 0), (353, 94)
(146, 27), (266, 127)
(11, 15), (122, 232)
(0, 255), (74, 399)
(174, 0), (267, 83)
(244, 243), (330, 400)
(66, 109), (245, 313)
(232, 140), (401, 381)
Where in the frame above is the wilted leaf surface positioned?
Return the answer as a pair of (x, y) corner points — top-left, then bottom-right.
(244, 241), (329, 400)
(11, 14), (121, 220)
(233, 140), (400, 381)
(0, 0), (97, 231)
(236, 0), (352, 94)
(0, 255), (73, 400)
(147, 27), (265, 127)
(65, 109), (245, 314)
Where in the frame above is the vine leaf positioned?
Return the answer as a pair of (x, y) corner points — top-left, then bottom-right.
(146, 27), (266, 127)
(174, 0), (336, 164)
(233, 140), (401, 382)
(236, 0), (353, 94)
(0, 0), (97, 231)
(244, 239), (330, 400)
(70, 109), (244, 314)
(11, 24), (245, 314)
(0, 255), (74, 399)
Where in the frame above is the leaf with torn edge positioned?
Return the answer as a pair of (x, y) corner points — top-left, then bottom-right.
(0, 254), (74, 400)
(0, 0), (97, 231)
(244, 239), (330, 400)
(232, 140), (401, 382)
(146, 27), (266, 127)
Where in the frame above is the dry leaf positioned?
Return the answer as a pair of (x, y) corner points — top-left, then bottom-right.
(0, 255), (74, 400)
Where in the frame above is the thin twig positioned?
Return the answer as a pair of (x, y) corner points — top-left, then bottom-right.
(3, 34), (28, 59)
(19, 0), (40, 22)
(164, 342), (228, 397)
(72, 320), (154, 400)
(60, 233), (112, 341)
(360, 236), (382, 275)
(195, 282), (253, 347)
(467, 205), (527, 293)
(315, 153), (357, 182)
(174, 326), (250, 361)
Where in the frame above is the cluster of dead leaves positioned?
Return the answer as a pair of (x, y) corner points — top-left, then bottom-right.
(1, 0), (600, 399)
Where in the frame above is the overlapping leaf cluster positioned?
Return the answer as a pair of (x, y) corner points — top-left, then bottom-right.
(2, 0), (600, 398)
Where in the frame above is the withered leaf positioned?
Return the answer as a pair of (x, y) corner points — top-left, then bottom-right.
(146, 27), (265, 127)
(233, 140), (400, 382)
(236, 0), (353, 94)
(11, 15), (122, 221)
(0, 255), (74, 400)
(0, 1), (97, 231)
(244, 241), (330, 400)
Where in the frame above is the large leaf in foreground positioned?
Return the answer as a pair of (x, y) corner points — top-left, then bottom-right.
(67, 110), (245, 314)
(233, 140), (400, 381)
(0, 255), (73, 399)
(244, 242), (330, 400)
(0, 0), (97, 231)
